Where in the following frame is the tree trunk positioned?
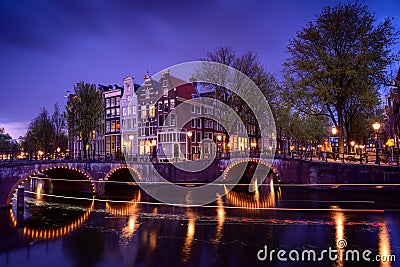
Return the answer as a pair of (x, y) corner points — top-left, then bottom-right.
(83, 141), (87, 159)
(337, 108), (345, 154)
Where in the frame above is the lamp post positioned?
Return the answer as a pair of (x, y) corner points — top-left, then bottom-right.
(129, 134), (134, 160)
(350, 141), (355, 154)
(38, 150), (43, 160)
(217, 135), (222, 158)
(372, 121), (381, 165)
(331, 127), (337, 154)
(187, 131), (192, 160)
(56, 147), (61, 160)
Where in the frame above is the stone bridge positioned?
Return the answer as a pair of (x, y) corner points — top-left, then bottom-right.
(0, 157), (285, 208)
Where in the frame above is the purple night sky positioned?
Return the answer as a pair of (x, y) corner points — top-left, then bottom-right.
(0, 0), (399, 138)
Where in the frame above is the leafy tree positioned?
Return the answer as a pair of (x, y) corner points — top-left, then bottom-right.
(283, 2), (398, 153)
(0, 126), (12, 151)
(68, 81), (103, 159)
(52, 103), (68, 151)
(25, 108), (55, 156)
(199, 47), (279, 148)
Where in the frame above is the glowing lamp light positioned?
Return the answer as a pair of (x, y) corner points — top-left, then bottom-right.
(331, 127), (337, 135)
(217, 135), (222, 141)
(187, 131), (193, 138)
(129, 134), (134, 141)
(372, 122), (381, 131)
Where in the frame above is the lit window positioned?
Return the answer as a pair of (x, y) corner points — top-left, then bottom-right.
(149, 105), (155, 117)
(141, 107), (147, 118)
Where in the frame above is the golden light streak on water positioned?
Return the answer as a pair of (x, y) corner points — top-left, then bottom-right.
(211, 194), (225, 247)
(379, 222), (392, 267)
(333, 208), (345, 267)
(181, 210), (196, 262)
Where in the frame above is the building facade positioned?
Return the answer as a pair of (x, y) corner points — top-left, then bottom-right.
(101, 84), (123, 159)
(120, 76), (139, 159)
(68, 69), (261, 161)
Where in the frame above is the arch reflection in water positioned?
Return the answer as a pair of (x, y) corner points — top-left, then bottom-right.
(10, 198), (94, 240)
(181, 210), (196, 263)
(224, 178), (281, 210)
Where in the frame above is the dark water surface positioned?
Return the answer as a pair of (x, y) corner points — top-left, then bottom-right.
(1, 182), (400, 267)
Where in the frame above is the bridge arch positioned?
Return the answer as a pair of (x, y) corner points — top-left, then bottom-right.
(104, 166), (141, 198)
(104, 166), (142, 182)
(223, 158), (279, 183)
(7, 165), (96, 206)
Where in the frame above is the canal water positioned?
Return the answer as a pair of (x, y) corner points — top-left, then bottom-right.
(1, 180), (399, 267)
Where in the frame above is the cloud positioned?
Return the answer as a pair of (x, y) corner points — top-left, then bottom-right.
(0, 121), (29, 139)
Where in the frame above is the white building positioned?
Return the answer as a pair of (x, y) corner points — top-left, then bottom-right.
(120, 76), (139, 159)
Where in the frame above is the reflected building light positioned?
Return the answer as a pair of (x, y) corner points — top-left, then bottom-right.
(181, 210), (196, 263)
(120, 215), (140, 246)
(149, 230), (157, 250)
(269, 177), (276, 207)
(152, 207), (158, 215)
(211, 195), (225, 248)
(379, 222), (391, 267)
(36, 182), (43, 200)
(332, 208), (345, 267)
(253, 179), (260, 203)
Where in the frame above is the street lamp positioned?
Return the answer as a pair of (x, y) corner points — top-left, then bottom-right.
(38, 150), (44, 160)
(217, 135), (222, 158)
(350, 141), (355, 154)
(56, 147), (61, 160)
(372, 121), (381, 165)
(187, 131), (193, 160)
(331, 127), (337, 153)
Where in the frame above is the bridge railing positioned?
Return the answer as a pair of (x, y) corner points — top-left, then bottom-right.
(275, 148), (400, 166)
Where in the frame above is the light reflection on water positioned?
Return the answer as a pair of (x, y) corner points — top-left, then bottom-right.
(2, 178), (400, 267)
